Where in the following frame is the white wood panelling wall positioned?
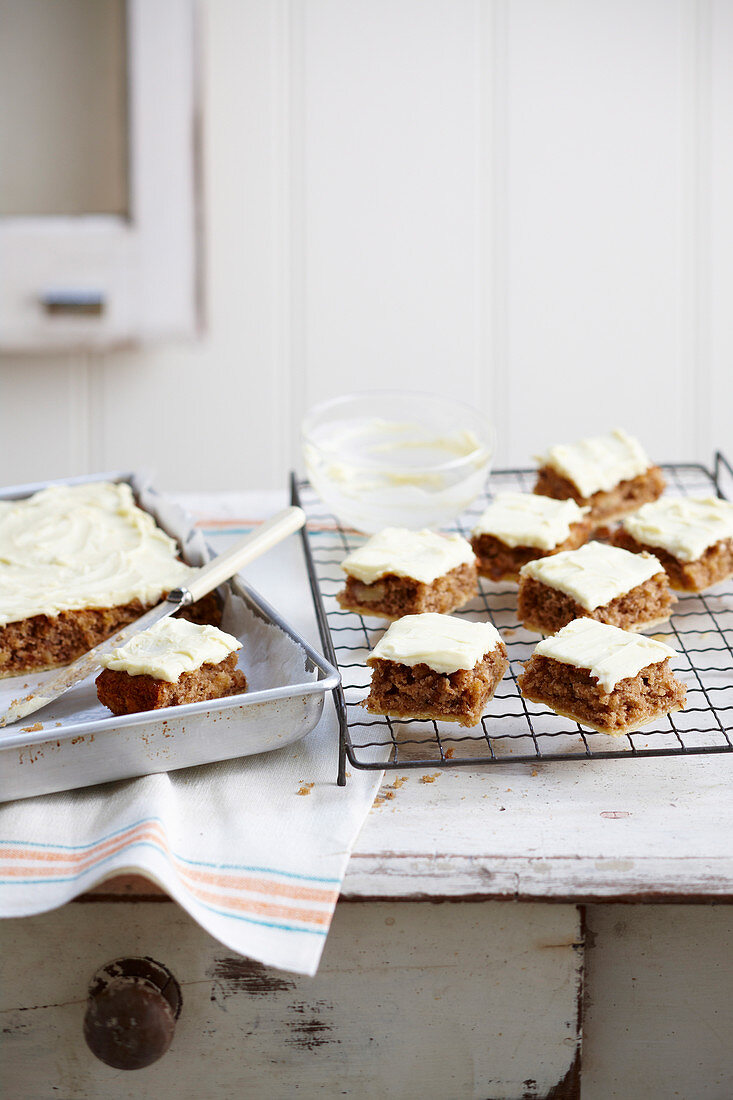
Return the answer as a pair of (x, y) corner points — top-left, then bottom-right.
(709, 0), (733, 457)
(504, 0), (695, 461)
(0, 0), (731, 491)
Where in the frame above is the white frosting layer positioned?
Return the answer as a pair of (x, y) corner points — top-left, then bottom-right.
(520, 541), (663, 611)
(533, 618), (677, 693)
(100, 618), (241, 682)
(472, 492), (589, 550)
(540, 428), (651, 498)
(0, 481), (193, 627)
(622, 496), (733, 563)
(368, 612), (502, 675)
(341, 527), (475, 585)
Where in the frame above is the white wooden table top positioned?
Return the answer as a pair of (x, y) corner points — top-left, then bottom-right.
(181, 491), (733, 904)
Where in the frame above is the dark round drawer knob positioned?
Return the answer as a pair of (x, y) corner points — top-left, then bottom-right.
(83, 957), (182, 1070)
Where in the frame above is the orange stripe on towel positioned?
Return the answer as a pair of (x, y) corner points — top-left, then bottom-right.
(175, 863), (336, 904)
(181, 882), (333, 927)
(0, 821), (168, 866)
(0, 857), (333, 929)
(0, 823), (337, 911)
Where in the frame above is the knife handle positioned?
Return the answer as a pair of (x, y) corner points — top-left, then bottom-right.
(184, 506), (306, 604)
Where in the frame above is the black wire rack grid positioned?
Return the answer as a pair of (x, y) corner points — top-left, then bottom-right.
(292, 454), (733, 786)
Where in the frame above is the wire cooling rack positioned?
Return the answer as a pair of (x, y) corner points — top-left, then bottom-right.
(292, 454), (733, 785)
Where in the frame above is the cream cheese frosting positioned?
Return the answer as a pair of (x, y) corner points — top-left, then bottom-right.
(100, 618), (241, 682)
(367, 612), (502, 675)
(533, 618), (677, 693)
(0, 481), (194, 627)
(622, 496), (733, 563)
(520, 541), (663, 611)
(472, 492), (589, 549)
(341, 527), (475, 586)
(540, 428), (651, 498)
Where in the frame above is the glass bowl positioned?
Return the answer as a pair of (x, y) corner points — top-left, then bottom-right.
(302, 390), (494, 533)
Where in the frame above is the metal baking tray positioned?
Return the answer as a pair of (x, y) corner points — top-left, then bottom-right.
(0, 472), (340, 801)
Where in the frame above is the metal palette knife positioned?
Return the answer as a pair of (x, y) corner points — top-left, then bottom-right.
(0, 506), (305, 728)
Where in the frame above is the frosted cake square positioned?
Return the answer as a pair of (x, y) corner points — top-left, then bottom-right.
(534, 428), (665, 524)
(613, 497), (733, 593)
(96, 618), (246, 715)
(517, 542), (674, 635)
(518, 618), (686, 735)
(366, 612), (508, 727)
(338, 527), (478, 619)
(470, 492), (591, 582)
(0, 481), (198, 678)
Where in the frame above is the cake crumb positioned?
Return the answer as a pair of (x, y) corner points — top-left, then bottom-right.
(386, 776), (408, 790)
(22, 722), (43, 732)
(383, 790), (395, 800)
(531, 768), (538, 777)
(445, 747), (455, 759)
(420, 773), (441, 784)
(373, 796), (386, 807)
(296, 782), (314, 796)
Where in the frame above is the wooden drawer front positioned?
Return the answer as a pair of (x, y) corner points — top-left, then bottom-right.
(1, 899), (582, 1099)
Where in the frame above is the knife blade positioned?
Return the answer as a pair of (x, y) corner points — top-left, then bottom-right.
(0, 505), (305, 727)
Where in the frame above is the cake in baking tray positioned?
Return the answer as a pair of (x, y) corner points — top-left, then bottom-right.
(613, 496), (733, 593)
(534, 428), (665, 524)
(365, 612), (508, 727)
(337, 527), (478, 619)
(517, 541), (675, 635)
(470, 492), (591, 582)
(518, 618), (686, 736)
(96, 618), (246, 715)
(0, 481), (196, 677)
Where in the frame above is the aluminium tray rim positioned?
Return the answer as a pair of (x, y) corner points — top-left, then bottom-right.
(0, 680), (336, 752)
(0, 471), (340, 756)
(293, 454), (733, 784)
